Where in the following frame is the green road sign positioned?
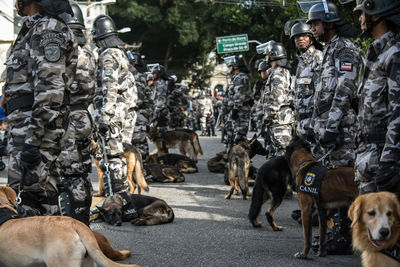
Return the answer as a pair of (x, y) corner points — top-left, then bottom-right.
(216, 34), (249, 54)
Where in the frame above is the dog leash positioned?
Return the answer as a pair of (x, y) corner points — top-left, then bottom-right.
(98, 134), (114, 196)
(317, 146), (336, 163)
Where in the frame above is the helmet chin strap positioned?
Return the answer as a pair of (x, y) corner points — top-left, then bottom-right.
(17, 0), (33, 16)
(360, 14), (384, 40)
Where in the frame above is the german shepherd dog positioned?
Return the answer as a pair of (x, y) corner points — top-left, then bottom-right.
(148, 153), (198, 173)
(148, 126), (198, 162)
(175, 128), (203, 158)
(285, 137), (358, 259)
(248, 156), (293, 231)
(93, 140), (149, 196)
(207, 151), (227, 173)
(225, 134), (268, 200)
(0, 186), (136, 266)
(143, 163), (185, 183)
(97, 192), (174, 227)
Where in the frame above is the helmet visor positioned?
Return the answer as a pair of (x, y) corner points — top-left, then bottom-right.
(147, 63), (160, 73)
(297, 0), (324, 13)
(284, 19), (307, 36)
(223, 56), (237, 66)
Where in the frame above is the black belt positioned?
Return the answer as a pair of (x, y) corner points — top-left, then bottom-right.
(69, 103), (88, 111)
(5, 94), (34, 115)
(299, 112), (312, 120)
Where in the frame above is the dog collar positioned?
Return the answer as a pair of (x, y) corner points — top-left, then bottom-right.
(0, 207), (19, 226)
(380, 239), (400, 263)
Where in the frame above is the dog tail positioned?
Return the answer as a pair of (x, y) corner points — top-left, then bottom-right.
(73, 220), (140, 267)
(248, 168), (266, 222)
(193, 133), (203, 156)
(134, 153), (149, 192)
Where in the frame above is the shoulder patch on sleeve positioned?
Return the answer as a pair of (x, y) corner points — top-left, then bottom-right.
(40, 33), (63, 62)
(338, 47), (354, 72)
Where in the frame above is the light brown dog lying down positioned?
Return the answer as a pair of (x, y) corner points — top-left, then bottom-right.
(0, 186), (139, 267)
(349, 192), (400, 267)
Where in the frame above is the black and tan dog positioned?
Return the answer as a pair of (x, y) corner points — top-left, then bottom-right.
(225, 134), (268, 200)
(175, 128), (203, 158)
(207, 150), (227, 173)
(97, 192), (174, 227)
(0, 186), (136, 266)
(285, 137), (358, 259)
(248, 156), (293, 231)
(143, 163), (185, 183)
(148, 126), (198, 162)
(93, 141), (149, 196)
(148, 153), (198, 173)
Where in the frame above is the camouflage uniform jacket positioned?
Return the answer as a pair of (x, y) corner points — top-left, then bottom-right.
(357, 31), (400, 163)
(294, 46), (323, 134)
(5, 13), (77, 147)
(231, 72), (252, 110)
(311, 35), (361, 138)
(70, 45), (96, 106)
(198, 96), (214, 115)
(131, 67), (153, 110)
(262, 66), (293, 126)
(153, 79), (168, 118)
(94, 47), (136, 127)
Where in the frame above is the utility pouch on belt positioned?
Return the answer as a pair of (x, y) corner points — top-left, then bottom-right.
(5, 94), (34, 115)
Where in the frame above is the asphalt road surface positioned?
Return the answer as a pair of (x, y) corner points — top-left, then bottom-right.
(0, 130), (362, 267)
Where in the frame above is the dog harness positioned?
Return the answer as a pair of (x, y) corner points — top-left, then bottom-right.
(0, 207), (19, 226)
(381, 239), (400, 262)
(296, 162), (327, 207)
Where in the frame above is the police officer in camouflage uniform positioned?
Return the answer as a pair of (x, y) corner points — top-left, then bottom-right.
(254, 60), (270, 134)
(57, 1), (96, 224)
(131, 53), (153, 161)
(353, 0), (400, 199)
(168, 82), (189, 130)
(290, 22), (323, 139)
(223, 55), (252, 146)
(198, 89), (215, 136)
(261, 43), (293, 157)
(5, 0), (77, 215)
(307, 1), (361, 254)
(149, 64), (169, 134)
(92, 15), (137, 195)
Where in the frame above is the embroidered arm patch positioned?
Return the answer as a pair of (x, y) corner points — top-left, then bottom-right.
(338, 48), (354, 72)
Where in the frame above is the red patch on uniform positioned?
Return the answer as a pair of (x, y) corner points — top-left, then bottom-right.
(340, 62), (352, 71)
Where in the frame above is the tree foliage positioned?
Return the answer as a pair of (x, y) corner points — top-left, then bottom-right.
(108, 0), (364, 89)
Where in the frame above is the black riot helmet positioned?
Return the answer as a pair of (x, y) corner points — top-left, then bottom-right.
(59, 1), (85, 30)
(306, 1), (341, 24)
(267, 42), (287, 60)
(223, 55), (244, 68)
(354, 0), (400, 15)
(92, 15), (118, 40)
(290, 22), (313, 40)
(257, 60), (269, 72)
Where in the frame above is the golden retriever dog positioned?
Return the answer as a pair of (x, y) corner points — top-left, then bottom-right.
(92, 140), (149, 196)
(349, 192), (400, 267)
(0, 186), (138, 267)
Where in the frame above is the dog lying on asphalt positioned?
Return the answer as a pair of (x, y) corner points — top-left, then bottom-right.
(349, 192), (400, 267)
(248, 156), (293, 231)
(285, 137), (358, 259)
(0, 186), (137, 267)
(93, 140), (149, 196)
(148, 153), (198, 173)
(207, 151), (227, 173)
(97, 192), (174, 226)
(143, 163), (185, 183)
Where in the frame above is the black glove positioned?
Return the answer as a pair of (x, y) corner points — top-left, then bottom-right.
(98, 123), (109, 136)
(20, 144), (42, 169)
(305, 128), (316, 143)
(376, 162), (400, 192)
(231, 109), (239, 120)
(320, 131), (339, 148)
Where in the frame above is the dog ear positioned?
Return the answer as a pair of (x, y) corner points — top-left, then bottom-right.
(3, 187), (17, 205)
(387, 193), (400, 222)
(348, 195), (363, 227)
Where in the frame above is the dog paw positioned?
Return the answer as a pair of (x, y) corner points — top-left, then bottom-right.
(224, 194), (231, 199)
(273, 226), (284, 231)
(317, 250), (327, 257)
(251, 220), (262, 228)
(132, 219), (146, 226)
(294, 252), (307, 259)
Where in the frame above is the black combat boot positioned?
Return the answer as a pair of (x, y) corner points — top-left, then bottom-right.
(312, 207), (353, 255)
(211, 126), (216, 136)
